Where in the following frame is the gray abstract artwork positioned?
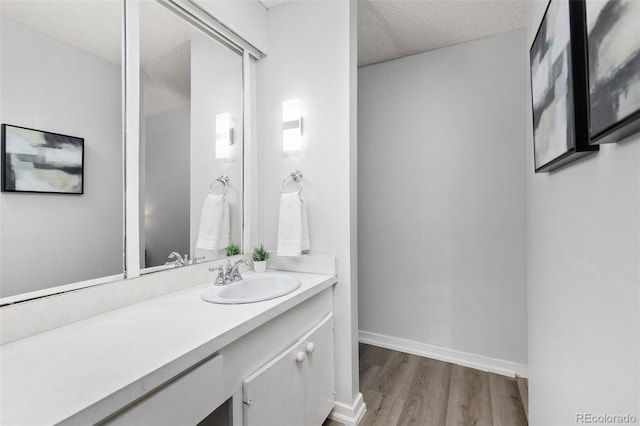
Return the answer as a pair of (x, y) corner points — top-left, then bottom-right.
(586, 0), (640, 138)
(2, 125), (84, 194)
(530, 0), (575, 169)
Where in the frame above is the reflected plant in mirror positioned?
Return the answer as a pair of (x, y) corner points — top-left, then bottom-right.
(225, 243), (241, 257)
(0, 0), (124, 301)
(139, 1), (244, 274)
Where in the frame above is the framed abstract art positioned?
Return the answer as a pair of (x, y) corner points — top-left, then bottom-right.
(1, 124), (84, 194)
(530, 0), (598, 173)
(584, 0), (640, 144)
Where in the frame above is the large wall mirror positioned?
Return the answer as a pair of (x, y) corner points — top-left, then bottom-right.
(0, 0), (246, 303)
(0, 1), (125, 301)
(138, 1), (243, 273)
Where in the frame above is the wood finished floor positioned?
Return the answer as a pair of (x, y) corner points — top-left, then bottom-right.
(325, 344), (527, 426)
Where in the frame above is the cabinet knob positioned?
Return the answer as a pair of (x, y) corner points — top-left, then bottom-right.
(295, 351), (306, 363)
(306, 342), (315, 353)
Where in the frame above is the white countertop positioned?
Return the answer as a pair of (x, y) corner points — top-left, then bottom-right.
(0, 270), (336, 425)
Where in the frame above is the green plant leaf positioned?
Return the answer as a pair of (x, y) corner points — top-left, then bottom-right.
(225, 243), (241, 256)
(251, 244), (269, 262)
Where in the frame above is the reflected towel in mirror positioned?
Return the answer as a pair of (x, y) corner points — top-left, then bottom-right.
(276, 193), (310, 256)
(196, 194), (230, 250)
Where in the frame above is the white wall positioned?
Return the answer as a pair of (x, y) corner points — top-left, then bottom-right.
(144, 108), (190, 267)
(0, 18), (123, 297)
(190, 35), (244, 259)
(527, 3), (640, 425)
(358, 30), (528, 368)
(255, 0), (360, 409)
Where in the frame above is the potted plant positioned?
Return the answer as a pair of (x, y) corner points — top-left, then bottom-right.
(252, 244), (269, 273)
(225, 243), (241, 257)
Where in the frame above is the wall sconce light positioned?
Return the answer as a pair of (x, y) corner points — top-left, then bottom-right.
(216, 113), (233, 159)
(282, 99), (302, 152)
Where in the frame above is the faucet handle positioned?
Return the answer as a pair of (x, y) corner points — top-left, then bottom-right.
(209, 265), (225, 285)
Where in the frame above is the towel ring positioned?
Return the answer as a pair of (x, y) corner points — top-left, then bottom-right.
(209, 175), (229, 197)
(281, 170), (303, 194)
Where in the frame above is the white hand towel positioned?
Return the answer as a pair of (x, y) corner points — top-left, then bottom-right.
(196, 194), (230, 250)
(301, 198), (310, 252)
(277, 193), (310, 256)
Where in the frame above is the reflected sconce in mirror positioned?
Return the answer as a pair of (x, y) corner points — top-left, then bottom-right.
(216, 113), (234, 159)
(283, 99), (302, 152)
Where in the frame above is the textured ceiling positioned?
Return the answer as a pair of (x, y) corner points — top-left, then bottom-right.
(0, 1), (123, 65)
(260, 0), (527, 67)
(358, 0), (527, 67)
(0, 0), (196, 116)
(3, 0), (529, 103)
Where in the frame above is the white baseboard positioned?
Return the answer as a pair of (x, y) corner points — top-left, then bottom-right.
(359, 330), (528, 378)
(329, 392), (366, 425)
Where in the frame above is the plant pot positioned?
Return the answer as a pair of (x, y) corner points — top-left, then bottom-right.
(253, 261), (267, 273)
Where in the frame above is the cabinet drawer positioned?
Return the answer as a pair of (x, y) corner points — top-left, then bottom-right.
(105, 353), (224, 426)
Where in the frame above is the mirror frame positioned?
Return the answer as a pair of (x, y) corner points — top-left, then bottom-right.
(0, 0), (258, 305)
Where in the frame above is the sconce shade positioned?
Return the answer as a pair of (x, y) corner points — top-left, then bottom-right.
(216, 113), (233, 158)
(282, 99), (302, 152)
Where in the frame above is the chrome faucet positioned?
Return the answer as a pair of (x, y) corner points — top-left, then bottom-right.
(226, 259), (251, 283)
(209, 259), (252, 285)
(166, 251), (189, 267)
(211, 265), (227, 285)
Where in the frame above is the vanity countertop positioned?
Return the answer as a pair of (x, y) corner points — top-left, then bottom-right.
(0, 270), (337, 425)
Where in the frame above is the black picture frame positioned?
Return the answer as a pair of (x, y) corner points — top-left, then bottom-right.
(584, 0), (640, 145)
(1, 124), (84, 194)
(530, 0), (598, 173)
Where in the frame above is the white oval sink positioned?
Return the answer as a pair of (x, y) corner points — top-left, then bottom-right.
(201, 273), (301, 304)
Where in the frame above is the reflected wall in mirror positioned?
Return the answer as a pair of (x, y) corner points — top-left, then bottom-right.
(139, 1), (243, 272)
(0, 1), (124, 300)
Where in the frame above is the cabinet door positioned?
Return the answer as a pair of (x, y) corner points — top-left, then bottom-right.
(303, 315), (335, 426)
(242, 345), (304, 426)
(242, 313), (335, 426)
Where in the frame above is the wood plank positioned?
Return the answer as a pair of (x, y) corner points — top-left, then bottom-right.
(359, 344), (390, 368)
(368, 350), (420, 400)
(445, 365), (493, 426)
(356, 345), (527, 426)
(359, 390), (384, 426)
(516, 377), (529, 421)
(488, 373), (528, 426)
(367, 349), (400, 394)
(397, 357), (452, 426)
(360, 390), (405, 426)
(359, 344), (373, 379)
(390, 352), (420, 400)
(360, 363), (381, 393)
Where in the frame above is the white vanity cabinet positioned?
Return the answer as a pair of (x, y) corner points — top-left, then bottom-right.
(242, 313), (335, 426)
(104, 354), (225, 425)
(0, 269), (337, 425)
